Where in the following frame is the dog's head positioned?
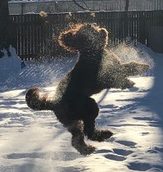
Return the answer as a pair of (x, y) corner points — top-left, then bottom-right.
(58, 23), (108, 52)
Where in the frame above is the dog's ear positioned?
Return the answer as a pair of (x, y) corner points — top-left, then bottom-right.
(99, 28), (108, 47)
(59, 32), (73, 45)
(86, 24), (92, 28)
(99, 28), (108, 39)
(58, 32), (76, 51)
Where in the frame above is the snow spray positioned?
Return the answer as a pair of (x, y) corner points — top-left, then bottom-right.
(111, 42), (154, 76)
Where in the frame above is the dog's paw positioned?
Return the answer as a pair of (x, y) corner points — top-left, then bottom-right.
(81, 145), (96, 155)
(89, 129), (113, 142)
(75, 144), (95, 155)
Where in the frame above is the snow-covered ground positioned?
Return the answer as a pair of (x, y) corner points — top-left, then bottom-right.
(0, 44), (163, 172)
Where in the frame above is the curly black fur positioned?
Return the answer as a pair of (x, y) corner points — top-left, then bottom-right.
(26, 23), (149, 155)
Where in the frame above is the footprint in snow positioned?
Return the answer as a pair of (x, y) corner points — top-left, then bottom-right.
(147, 146), (163, 154)
(116, 140), (137, 148)
(104, 153), (126, 161)
(141, 132), (150, 136)
(95, 149), (113, 154)
(0, 164), (83, 172)
(96, 148), (133, 161)
(5, 152), (81, 161)
(103, 148), (133, 161)
(127, 162), (163, 171)
(113, 148), (133, 156)
(127, 162), (152, 171)
(154, 146), (163, 153)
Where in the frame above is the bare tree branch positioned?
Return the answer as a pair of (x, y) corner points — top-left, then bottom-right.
(72, 0), (90, 10)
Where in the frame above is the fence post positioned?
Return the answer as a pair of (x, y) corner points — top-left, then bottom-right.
(139, 11), (146, 44)
(0, 0), (11, 57)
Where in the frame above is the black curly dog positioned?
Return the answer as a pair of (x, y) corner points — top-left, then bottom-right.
(26, 23), (149, 155)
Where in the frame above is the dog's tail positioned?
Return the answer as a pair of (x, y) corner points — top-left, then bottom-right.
(25, 87), (54, 111)
(122, 62), (150, 76)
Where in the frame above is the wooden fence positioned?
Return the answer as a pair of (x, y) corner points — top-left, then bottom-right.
(9, 10), (163, 60)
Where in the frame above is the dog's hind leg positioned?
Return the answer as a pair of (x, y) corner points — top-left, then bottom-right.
(68, 120), (95, 155)
(83, 98), (113, 142)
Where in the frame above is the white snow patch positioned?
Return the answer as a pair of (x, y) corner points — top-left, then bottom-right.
(0, 46), (23, 85)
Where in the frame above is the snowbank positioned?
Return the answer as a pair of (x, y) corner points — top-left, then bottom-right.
(0, 46), (23, 86)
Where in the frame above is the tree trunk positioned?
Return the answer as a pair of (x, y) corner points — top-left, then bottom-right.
(0, 0), (10, 56)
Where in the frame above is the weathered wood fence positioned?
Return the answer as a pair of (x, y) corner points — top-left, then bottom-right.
(9, 10), (163, 60)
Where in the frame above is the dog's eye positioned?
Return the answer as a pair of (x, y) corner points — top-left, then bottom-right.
(87, 24), (92, 28)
